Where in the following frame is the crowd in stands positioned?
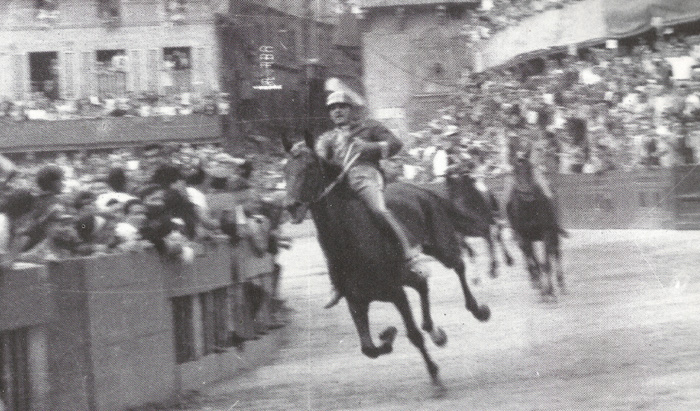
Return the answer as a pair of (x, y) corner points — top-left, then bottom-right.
(0, 143), (289, 267)
(463, 0), (583, 42)
(0, 91), (230, 122)
(395, 29), (700, 181)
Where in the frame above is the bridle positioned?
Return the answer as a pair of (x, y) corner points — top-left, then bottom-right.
(310, 142), (361, 203)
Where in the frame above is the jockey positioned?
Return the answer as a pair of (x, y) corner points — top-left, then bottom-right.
(316, 90), (436, 307)
(506, 127), (568, 237)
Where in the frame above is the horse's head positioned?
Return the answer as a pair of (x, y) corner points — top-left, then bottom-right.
(283, 142), (324, 224)
(513, 151), (536, 195)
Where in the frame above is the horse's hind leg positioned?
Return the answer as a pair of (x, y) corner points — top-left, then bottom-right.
(392, 290), (441, 384)
(348, 300), (396, 359)
(412, 277), (447, 347)
(485, 227), (498, 279)
(552, 235), (566, 294)
(541, 241), (555, 300)
(455, 260), (491, 322)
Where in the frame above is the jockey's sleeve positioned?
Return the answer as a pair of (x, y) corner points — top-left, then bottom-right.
(361, 121), (403, 159)
(314, 132), (332, 161)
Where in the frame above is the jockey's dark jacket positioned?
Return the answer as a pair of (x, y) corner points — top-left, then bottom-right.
(315, 119), (403, 169)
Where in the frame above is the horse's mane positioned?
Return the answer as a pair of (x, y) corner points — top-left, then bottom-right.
(298, 153), (403, 299)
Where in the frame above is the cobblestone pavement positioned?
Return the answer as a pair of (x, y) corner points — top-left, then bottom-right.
(188, 229), (700, 410)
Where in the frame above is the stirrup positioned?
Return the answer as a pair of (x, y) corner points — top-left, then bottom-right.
(406, 253), (435, 279)
(324, 289), (342, 309)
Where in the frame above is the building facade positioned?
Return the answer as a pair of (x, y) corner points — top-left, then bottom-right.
(0, 0), (220, 103)
(0, 0), (361, 152)
(357, 1), (478, 136)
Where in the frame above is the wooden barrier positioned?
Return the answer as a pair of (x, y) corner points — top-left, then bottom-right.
(0, 235), (285, 410)
(0, 114), (222, 153)
(0, 263), (53, 411)
(673, 165), (700, 230)
(486, 169), (676, 230)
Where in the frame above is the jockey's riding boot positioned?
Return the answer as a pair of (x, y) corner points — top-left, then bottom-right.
(405, 247), (437, 279)
(324, 287), (342, 309)
(551, 202), (569, 238)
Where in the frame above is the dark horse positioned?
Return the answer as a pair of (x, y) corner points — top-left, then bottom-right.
(443, 173), (514, 282)
(506, 154), (565, 300)
(283, 143), (490, 385)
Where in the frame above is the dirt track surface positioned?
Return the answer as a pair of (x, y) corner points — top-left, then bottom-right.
(192, 230), (700, 410)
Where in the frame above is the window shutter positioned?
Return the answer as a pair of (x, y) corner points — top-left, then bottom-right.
(194, 46), (208, 93)
(81, 51), (93, 97)
(147, 48), (159, 93)
(63, 51), (75, 99)
(13, 54), (25, 100)
(130, 49), (141, 93)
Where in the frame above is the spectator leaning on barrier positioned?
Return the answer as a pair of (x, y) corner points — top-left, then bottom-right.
(95, 166), (137, 212)
(0, 189), (35, 255)
(3, 165), (69, 265)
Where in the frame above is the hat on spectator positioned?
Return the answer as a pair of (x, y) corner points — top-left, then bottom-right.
(326, 90), (354, 107)
(442, 125), (460, 137)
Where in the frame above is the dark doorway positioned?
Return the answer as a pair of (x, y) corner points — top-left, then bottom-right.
(29, 51), (59, 100)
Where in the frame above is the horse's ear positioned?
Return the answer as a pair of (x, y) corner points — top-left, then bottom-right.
(280, 133), (292, 153)
(304, 129), (315, 150)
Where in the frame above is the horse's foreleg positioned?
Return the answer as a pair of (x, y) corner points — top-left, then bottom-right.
(462, 238), (476, 263)
(520, 240), (541, 288)
(541, 241), (555, 298)
(348, 300), (395, 359)
(552, 235), (566, 294)
(495, 222), (514, 266)
(455, 260), (491, 322)
(392, 290), (440, 384)
(485, 227), (498, 279)
(412, 277), (447, 347)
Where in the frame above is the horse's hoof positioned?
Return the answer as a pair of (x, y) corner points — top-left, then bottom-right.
(475, 305), (491, 322)
(379, 326), (398, 344)
(505, 256), (514, 266)
(430, 327), (448, 347)
(431, 376), (447, 397)
(428, 363), (440, 383)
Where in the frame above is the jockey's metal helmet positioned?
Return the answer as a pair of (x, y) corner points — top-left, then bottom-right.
(326, 90), (354, 108)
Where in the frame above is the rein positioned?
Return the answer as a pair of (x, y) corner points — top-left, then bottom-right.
(312, 142), (361, 203)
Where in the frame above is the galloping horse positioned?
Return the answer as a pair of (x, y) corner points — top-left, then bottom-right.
(283, 139), (490, 385)
(506, 153), (564, 300)
(445, 173), (514, 282)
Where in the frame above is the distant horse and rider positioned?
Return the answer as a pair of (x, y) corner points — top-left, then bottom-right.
(283, 91), (490, 386)
(505, 145), (567, 301)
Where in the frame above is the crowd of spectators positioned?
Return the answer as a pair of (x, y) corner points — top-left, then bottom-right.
(462, 0), (583, 42)
(396, 29), (700, 181)
(0, 91), (230, 122)
(0, 143), (289, 267)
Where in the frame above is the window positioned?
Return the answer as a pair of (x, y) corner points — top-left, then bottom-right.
(98, 0), (120, 20)
(29, 52), (59, 100)
(163, 47), (192, 93)
(165, 0), (186, 22)
(36, 0), (59, 23)
(96, 49), (127, 97)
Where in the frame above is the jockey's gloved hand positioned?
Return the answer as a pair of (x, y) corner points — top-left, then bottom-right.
(290, 141), (307, 156)
(352, 140), (388, 159)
